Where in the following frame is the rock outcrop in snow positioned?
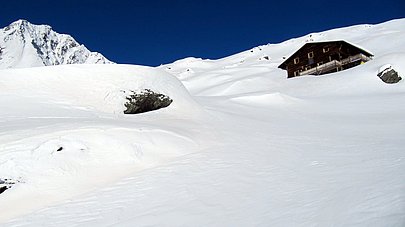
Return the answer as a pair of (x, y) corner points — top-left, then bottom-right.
(377, 64), (402, 84)
(123, 89), (173, 114)
(0, 179), (17, 195)
(0, 19), (113, 69)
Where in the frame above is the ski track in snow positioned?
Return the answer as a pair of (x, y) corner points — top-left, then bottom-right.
(1, 19), (405, 226)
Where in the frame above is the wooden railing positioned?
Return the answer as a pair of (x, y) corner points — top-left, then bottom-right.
(299, 53), (372, 76)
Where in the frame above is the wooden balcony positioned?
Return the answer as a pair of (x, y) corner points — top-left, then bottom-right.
(299, 53), (372, 76)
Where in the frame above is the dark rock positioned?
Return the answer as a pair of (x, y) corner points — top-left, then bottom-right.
(0, 178), (18, 195)
(377, 65), (402, 84)
(0, 186), (7, 194)
(259, 56), (270, 61)
(124, 89), (173, 114)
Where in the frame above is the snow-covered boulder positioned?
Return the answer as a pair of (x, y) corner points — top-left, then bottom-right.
(123, 89), (173, 114)
(377, 64), (402, 84)
(0, 64), (201, 116)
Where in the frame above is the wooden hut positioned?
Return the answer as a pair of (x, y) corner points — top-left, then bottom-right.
(278, 40), (373, 78)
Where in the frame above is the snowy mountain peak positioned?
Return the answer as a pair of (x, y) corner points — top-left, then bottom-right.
(5, 19), (29, 30)
(0, 20), (113, 69)
(6, 19), (31, 30)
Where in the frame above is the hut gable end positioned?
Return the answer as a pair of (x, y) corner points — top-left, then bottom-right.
(278, 40), (373, 78)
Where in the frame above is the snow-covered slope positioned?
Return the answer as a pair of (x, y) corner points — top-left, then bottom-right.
(0, 20), (112, 69)
(161, 18), (405, 96)
(1, 19), (405, 226)
(0, 64), (204, 221)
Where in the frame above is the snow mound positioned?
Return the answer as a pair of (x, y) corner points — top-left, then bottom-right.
(0, 64), (204, 221)
(231, 92), (300, 106)
(0, 126), (199, 221)
(0, 64), (201, 116)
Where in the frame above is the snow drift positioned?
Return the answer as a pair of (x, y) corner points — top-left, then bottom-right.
(0, 64), (200, 115)
(0, 64), (203, 221)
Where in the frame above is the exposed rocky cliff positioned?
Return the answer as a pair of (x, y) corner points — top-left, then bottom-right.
(0, 19), (113, 69)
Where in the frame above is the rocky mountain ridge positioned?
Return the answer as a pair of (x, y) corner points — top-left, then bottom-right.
(0, 19), (113, 69)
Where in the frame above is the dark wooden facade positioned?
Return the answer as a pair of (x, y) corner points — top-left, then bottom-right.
(278, 41), (373, 78)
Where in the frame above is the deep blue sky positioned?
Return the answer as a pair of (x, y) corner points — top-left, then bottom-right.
(2, 0), (404, 66)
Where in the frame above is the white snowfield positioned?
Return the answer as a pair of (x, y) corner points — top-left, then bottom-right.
(1, 19), (405, 226)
